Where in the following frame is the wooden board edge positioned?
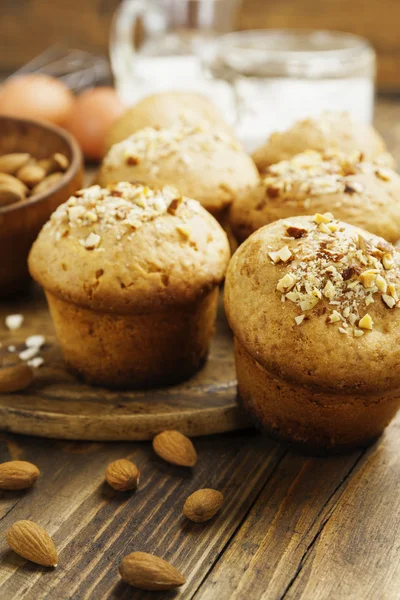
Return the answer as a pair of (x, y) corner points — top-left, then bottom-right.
(0, 404), (250, 441)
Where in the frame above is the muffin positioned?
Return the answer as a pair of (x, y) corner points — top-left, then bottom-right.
(252, 112), (393, 173)
(105, 92), (234, 150)
(231, 150), (400, 244)
(29, 182), (230, 388)
(98, 123), (260, 222)
(225, 213), (400, 453)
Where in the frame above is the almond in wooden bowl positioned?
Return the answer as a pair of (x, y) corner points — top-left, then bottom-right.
(119, 551), (185, 591)
(0, 116), (83, 297)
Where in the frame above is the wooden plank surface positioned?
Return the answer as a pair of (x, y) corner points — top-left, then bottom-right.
(0, 292), (245, 441)
(1, 0), (400, 90)
(0, 98), (399, 598)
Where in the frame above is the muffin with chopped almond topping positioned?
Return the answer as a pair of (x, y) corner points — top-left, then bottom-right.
(97, 123), (259, 223)
(225, 213), (400, 453)
(231, 150), (400, 245)
(29, 182), (230, 388)
(105, 91), (234, 150)
(252, 112), (393, 173)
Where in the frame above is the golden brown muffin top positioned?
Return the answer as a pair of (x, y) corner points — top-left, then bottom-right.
(105, 91), (233, 150)
(225, 214), (400, 392)
(252, 112), (392, 173)
(98, 123), (260, 215)
(231, 150), (400, 243)
(29, 182), (230, 313)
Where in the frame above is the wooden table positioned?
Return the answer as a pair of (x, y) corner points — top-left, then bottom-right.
(1, 98), (400, 599)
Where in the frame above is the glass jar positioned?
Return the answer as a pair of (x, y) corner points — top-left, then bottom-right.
(201, 29), (376, 150)
(110, 0), (241, 111)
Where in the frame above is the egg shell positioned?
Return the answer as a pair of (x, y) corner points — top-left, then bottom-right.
(64, 87), (125, 161)
(0, 74), (74, 126)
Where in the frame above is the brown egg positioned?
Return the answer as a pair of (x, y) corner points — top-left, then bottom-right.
(0, 74), (74, 126)
(64, 87), (125, 161)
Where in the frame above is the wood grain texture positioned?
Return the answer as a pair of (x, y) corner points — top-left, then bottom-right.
(1, 0), (400, 89)
(0, 98), (399, 599)
(0, 291), (245, 440)
(0, 431), (285, 599)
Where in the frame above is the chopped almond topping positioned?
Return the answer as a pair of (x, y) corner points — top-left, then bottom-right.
(328, 311), (342, 323)
(318, 223), (331, 234)
(375, 274), (387, 293)
(382, 294), (396, 308)
(382, 253), (395, 270)
(176, 224), (191, 239)
(294, 315), (305, 325)
(269, 246), (292, 263)
(360, 270), (378, 288)
(277, 273), (297, 292)
(358, 313), (374, 330)
(375, 167), (392, 181)
(270, 216), (400, 333)
(322, 280), (335, 299)
(314, 212), (333, 224)
(344, 181), (364, 194)
(300, 297), (319, 311)
(365, 295), (374, 306)
(286, 226), (307, 239)
(84, 232), (101, 250)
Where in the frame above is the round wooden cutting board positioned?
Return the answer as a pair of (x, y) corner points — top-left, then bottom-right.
(0, 289), (247, 440)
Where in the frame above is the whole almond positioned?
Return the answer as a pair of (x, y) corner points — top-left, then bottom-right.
(31, 172), (63, 196)
(6, 520), (58, 567)
(0, 153), (31, 175)
(183, 488), (224, 523)
(37, 158), (55, 175)
(17, 163), (46, 188)
(0, 173), (28, 196)
(0, 461), (40, 490)
(105, 459), (140, 491)
(53, 153), (69, 171)
(0, 362), (34, 392)
(119, 552), (185, 590)
(152, 430), (197, 467)
(0, 184), (23, 206)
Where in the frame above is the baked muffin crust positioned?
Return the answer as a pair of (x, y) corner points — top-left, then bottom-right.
(252, 112), (392, 173)
(97, 124), (260, 216)
(105, 91), (233, 150)
(225, 214), (400, 394)
(29, 182), (230, 313)
(231, 150), (400, 243)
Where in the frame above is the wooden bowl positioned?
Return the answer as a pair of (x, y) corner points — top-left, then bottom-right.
(0, 116), (83, 297)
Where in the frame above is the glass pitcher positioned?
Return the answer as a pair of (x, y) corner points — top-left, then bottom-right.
(110, 0), (242, 109)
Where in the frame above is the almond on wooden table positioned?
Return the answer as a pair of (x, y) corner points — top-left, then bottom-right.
(105, 459), (140, 491)
(119, 551), (185, 590)
(152, 430), (197, 467)
(183, 488), (224, 523)
(6, 520), (58, 567)
(0, 362), (34, 393)
(0, 461), (40, 490)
